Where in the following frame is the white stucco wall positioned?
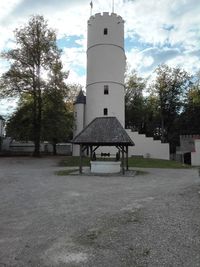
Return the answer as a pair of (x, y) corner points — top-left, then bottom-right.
(191, 140), (200, 166)
(86, 12), (125, 127)
(86, 83), (124, 127)
(73, 103), (85, 137)
(127, 130), (170, 160)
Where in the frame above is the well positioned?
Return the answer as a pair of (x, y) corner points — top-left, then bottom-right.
(90, 161), (121, 173)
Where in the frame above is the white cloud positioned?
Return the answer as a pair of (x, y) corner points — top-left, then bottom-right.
(67, 70), (86, 88)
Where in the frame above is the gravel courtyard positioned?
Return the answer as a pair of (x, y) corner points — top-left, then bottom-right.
(0, 157), (200, 267)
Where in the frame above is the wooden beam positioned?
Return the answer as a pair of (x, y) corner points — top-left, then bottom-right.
(79, 144), (83, 174)
(126, 145), (129, 171)
(89, 145), (92, 170)
(122, 146), (125, 175)
(92, 146), (99, 153)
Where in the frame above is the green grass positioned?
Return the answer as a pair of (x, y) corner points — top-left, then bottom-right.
(59, 156), (191, 169)
(128, 157), (190, 168)
(59, 156), (90, 167)
(56, 169), (79, 176)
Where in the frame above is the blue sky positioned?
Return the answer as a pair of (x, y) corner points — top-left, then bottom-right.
(0, 0), (200, 116)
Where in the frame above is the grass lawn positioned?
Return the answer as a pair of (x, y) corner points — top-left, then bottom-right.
(59, 156), (190, 169)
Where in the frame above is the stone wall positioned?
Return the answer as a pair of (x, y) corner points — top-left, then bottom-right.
(191, 140), (200, 166)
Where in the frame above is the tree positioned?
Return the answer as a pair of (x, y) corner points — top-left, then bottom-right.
(6, 98), (34, 141)
(41, 60), (73, 155)
(125, 70), (146, 131)
(65, 83), (83, 112)
(6, 90), (73, 155)
(143, 94), (161, 138)
(0, 15), (61, 156)
(151, 64), (190, 147)
(6, 59), (74, 155)
(179, 72), (200, 134)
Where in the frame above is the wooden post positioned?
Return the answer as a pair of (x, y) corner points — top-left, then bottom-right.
(126, 146), (129, 171)
(90, 145), (93, 170)
(122, 146), (125, 175)
(90, 146), (93, 160)
(79, 144), (83, 174)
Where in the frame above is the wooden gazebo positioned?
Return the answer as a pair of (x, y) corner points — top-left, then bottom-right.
(72, 117), (134, 174)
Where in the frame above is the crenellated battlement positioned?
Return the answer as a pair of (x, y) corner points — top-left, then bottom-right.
(88, 12), (124, 24)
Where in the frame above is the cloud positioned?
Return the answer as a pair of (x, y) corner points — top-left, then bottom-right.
(126, 46), (182, 75)
(3, 0), (89, 20)
(0, 0), (200, 116)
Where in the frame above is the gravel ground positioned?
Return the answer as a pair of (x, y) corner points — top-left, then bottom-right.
(0, 157), (200, 267)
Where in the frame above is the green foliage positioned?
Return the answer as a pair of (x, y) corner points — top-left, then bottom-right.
(150, 64), (190, 144)
(6, 88), (73, 154)
(59, 156), (90, 167)
(179, 74), (200, 134)
(142, 94), (160, 138)
(124, 66), (197, 153)
(56, 169), (79, 176)
(6, 101), (34, 140)
(42, 89), (73, 154)
(0, 15), (62, 156)
(125, 70), (146, 131)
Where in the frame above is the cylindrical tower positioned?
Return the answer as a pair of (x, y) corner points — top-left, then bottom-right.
(72, 90), (86, 156)
(86, 12), (126, 127)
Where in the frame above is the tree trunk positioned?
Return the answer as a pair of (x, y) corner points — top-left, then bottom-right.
(161, 113), (165, 143)
(33, 63), (42, 157)
(53, 142), (57, 155)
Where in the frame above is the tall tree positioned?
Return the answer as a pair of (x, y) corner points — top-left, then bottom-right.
(0, 15), (61, 156)
(125, 70), (146, 131)
(6, 96), (34, 141)
(151, 64), (190, 147)
(143, 94), (161, 138)
(42, 60), (73, 155)
(179, 72), (200, 134)
(6, 89), (73, 155)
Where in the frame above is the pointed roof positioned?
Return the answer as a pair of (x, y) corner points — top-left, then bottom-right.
(74, 90), (86, 104)
(72, 117), (134, 146)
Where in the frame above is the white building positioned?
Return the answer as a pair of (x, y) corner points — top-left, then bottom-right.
(73, 12), (169, 160)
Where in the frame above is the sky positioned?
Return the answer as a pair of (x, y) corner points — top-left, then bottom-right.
(0, 0), (200, 117)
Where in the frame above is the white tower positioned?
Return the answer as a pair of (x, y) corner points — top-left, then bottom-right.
(72, 90), (86, 156)
(73, 90), (86, 137)
(85, 12), (126, 127)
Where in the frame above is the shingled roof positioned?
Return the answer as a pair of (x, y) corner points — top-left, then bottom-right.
(72, 117), (134, 146)
(74, 90), (86, 104)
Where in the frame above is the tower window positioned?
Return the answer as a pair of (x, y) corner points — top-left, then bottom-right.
(104, 85), (109, 94)
(104, 28), (108, 35)
(103, 108), (108, 116)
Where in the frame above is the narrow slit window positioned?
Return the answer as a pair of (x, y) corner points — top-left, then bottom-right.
(104, 85), (109, 95)
(104, 28), (108, 35)
(104, 108), (108, 116)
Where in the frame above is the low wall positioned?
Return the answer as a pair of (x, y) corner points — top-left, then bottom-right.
(191, 140), (200, 166)
(1, 139), (72, 155)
